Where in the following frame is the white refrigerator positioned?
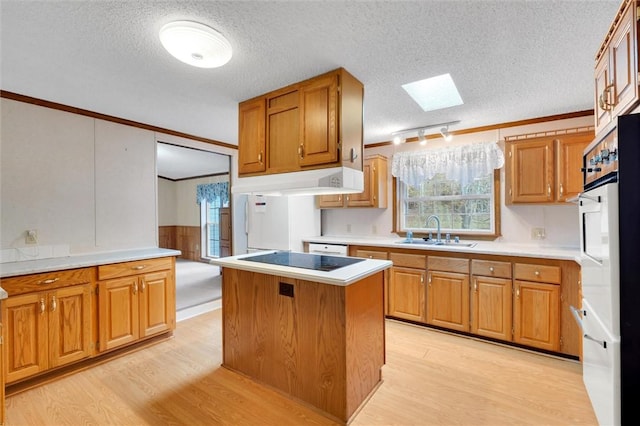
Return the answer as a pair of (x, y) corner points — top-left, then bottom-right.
(245, 194), (320, 252)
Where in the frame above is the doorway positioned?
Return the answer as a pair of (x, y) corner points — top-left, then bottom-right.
(156, 142), (231, 319)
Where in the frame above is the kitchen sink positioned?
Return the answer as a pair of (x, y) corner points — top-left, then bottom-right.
(395, 239), (477, 248)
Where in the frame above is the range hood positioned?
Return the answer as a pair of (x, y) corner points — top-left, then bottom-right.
(232, 166), (364, 196)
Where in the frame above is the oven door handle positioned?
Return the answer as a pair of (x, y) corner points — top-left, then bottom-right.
(578, 193), (601, 204)
(569, 305), (608, 349)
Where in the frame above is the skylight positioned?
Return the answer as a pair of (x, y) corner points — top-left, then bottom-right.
(402, 74), (464, 112)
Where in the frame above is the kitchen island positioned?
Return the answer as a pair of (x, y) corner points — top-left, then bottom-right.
(211, 251), (392, 424)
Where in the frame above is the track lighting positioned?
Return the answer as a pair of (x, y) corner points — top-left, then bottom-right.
(391, 120), (459, 145)
(418, 129), (427, 145)
(440, 126), (453, 142)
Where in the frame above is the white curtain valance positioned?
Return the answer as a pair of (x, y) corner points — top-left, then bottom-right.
(391, 141), (504, 187)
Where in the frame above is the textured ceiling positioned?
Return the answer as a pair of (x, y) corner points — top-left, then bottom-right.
(157, 143), (229, 180)
(1, 0), (620, 149)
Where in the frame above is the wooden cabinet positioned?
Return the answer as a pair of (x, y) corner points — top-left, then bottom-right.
(471, 260), (513, 341)
(388, 253), (426, 322)
(512, 262), (561, 352)
(3, 284), (91, 384)
(594, 0), (639, 135)
(219, 207), (231, 257)
(426, 257), (470, 332)
(238, 68), (364, 177)
(0, 318), (4, 425)
(505, 131), (592, 204)
(98, 258), (175, 352)
(317, 155), (388, 208)
(238, 98), (266, 174)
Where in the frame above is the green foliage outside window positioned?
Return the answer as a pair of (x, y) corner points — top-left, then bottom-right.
(401, 173), (493, 233)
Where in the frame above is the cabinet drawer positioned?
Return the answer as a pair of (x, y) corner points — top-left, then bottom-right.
(471, 260), (512, 279)
(389, 252), (426, 269)
(98, 257), (173, 280)
(1, 267), (95, 296)
(514, 263), (561, 284)
(354, 249), (388, 260)
(428, 256), (469, 274)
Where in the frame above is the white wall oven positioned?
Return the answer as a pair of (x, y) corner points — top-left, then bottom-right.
(575, 113), (640, 425)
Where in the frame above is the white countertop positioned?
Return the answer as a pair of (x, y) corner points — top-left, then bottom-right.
(0, 247), (182, 279)
(211, 251), (392, 286)
(304, 236), (581, 263)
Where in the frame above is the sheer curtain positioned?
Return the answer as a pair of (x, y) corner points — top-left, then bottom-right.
(391, 141), (505, 186)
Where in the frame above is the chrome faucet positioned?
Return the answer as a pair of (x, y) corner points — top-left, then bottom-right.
(426, 215), (442, 244)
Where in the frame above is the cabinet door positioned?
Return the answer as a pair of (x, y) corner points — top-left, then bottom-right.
(506, 139), (554, 203)
(610, 3), (638, 118)
(139, 271), (175, 338)
(267, 89), (300, 173)
(3, 292), (48, 383)
(238, 98), (266, 174)
(555, 133), (592, 202)
(426, 271), (470, 332)
(299, 73), (338, 166)
(471, 276), (512, 341)
(0, 321), (4, 425)
(49, 284), (92, 368)
(98, 276), (139, 352)
(317, 194), (344, 208)
(594, 51), (613, 134)
(219, 207), (231, 257)
(388, 267), (425, 322)
(513, 280), (560, 352)
(346, 160), (373, 207)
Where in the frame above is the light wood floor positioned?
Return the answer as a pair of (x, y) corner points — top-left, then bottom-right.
(5, 309), (597, 425)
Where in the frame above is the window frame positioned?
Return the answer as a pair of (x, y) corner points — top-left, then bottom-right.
(393, 169), (501, 239)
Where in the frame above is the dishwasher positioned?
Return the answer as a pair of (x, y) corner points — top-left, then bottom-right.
(308, 243), (349, 257)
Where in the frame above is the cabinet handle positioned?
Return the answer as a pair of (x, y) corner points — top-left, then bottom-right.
(51, 295), (57, 312)
(258, 151), (263, 163)
(338, 195), (342, 202)
(474, 279), (478, 292)
(547, 183), (551, 197)
(535, 270), (540, 276)
(40, 298), (46, 314)
(39, 278), (59, 285)
(599, 84), (615, 111)
(132, 265), (145, 270)
(516, 288), (520, 298)
(421, 275), (424, 283)
(298, 144), (304, 159)
(559, 184), (564, 195)
(428, 274), (432, 285)
(141, 280), (146, 292)
(346, 195), (350, 201)
(489, 267), (494, 273)
(133, 282), (138, 295)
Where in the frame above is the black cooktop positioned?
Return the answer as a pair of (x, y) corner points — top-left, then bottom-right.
(241, 251), (364, 272)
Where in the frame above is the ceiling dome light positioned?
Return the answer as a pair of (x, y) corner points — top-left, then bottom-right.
(159, 21), (232, 68)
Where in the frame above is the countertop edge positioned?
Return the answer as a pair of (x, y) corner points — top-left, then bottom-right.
(0, 248), (182, 279)
(211, 254), (392, 286)
(304, 237), (581, 264)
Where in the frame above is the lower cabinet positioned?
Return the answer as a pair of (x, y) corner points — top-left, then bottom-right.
(388, 252), (426, 322)
(426, 257), (470, 332)
(98, 269), (174, 352)
(3, 284), (92, 384)
(513, 280), (560, 352)
(470, 259), (513, 341)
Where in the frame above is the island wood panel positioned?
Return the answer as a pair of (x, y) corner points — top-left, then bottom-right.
(221, 268), (384, 423)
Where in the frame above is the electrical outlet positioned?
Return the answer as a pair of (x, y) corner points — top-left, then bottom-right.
(531, 227), (546, 240)
(25, 229), (38, 244)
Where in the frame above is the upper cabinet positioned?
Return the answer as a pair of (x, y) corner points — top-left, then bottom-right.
(594, 0), (640, 135)
(238, 98), (266, 174)
(238, 68), (364, 176)
(505, 130), (593, 204)
(317, 154), (388, 208)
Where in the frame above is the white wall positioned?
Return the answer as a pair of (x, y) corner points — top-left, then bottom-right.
(322, 115), (593, 248)
(1, 99), (158, 257)
(157, 178), (177, 226)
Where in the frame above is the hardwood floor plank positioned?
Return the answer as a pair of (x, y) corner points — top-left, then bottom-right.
(5, 309), (596, 425)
